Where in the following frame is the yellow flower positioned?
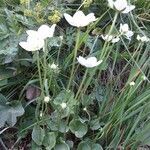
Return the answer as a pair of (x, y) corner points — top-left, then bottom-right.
(48, 10), (61, 24)
(83, 0), (93, 8)
(20, 0), (30, 5)
(24, 9), (33, 17)
(34, 2), (43, 12)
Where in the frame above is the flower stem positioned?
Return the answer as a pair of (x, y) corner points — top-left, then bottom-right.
(67, 28), (80, 90)
(35, 51), (44, 121)
(75, 69), (88, 100)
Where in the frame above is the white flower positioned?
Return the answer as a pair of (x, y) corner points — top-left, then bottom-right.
(64, 11), (97, 27)
(60, 36), (63, 40)
(19, 36), (44, 51)
(119, 23), (134, 40)
(141, 75), (147, 81)
(26, 24), (56, 40)
(77, 56), (102, 68)
(108, 0), (135, 13)
(101, 35), (120, 43)
(83, 107), (87, 111)
(40, 111), (43, 117)
(50, 63), (58, 69)
(19, 24), (56, 51)
(129, 81), (135, 86)
(44, 96), (50, 103)
(137, 35), (149, 42)
(101, 35), (113, 42)
(60, 102), (67, 109)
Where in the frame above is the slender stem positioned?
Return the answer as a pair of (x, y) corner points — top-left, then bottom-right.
(37, 51), (43, 95)
(75, 69), (88, 99)
(57, 37), (63, 64)
(67, 28), (80, 90)
(35, 51), (43, 121)
(41, 40), (48, 115)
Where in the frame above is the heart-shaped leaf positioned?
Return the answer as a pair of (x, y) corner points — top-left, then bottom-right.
(32, 125), (45, 146)
(69, 119), (88, 138)
(43, 132), (56, 149)
(0, 94), (24, 128)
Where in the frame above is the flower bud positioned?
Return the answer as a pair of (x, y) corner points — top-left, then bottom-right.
(129, 81), (135, 86)
(60, 102), (67, 109)
(44, 96), (50, 103)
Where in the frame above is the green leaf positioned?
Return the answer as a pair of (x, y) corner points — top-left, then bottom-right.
(53, 90), (74, 105)
(77, 141), (91, 150)
(54, 143), (70, 150)
(48, 37), (62, 47)
(32, 125), (45, 146)
(92, 144), (103, 150)
(47, 119), (69, 133)
(0, 95), (24, 128)
(43, 132), (56, 149)
(0, 24), (9, 40)
(77, 141), (103, 150)
(90, 118), (101, 130)
(31, 141), (42, 150)
(69, 119), (88, 138)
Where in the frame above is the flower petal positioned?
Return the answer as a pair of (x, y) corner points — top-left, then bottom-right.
(114, 0), (127, 11)
(77, 56), (87, 66)
(73, 11), (85, 20)
(122, 5), (135, 13)
(26, 30), (39, 38)
(86, 13), (97, 22)
(125, 31), (134, 38)
(19, 42), (34, 51)
(107, 0), (114, 9)
(64, 13), (76, 26)
(112, 37), (120, 43)
(38, 24), (56, 39)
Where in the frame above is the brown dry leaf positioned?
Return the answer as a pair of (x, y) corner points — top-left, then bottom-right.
(26, 86), (41, 100)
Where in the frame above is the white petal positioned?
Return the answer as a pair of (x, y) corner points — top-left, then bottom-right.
(20, 37), (44, 51)
(122, 5), (135, 13)
(86, 13), (97, 22)
(19, 42), (34, 51)
(97, 60), (103, 65)
(26, 30), (39, 38)
(86, 57), (97, 63)
(119, 23), (129, 33)
(107, 0), (114, 8)
(136, 35), (141, 41)
(141, 36), (149, 42)
(64, 11), (96, 27)
(73, 11), (86, 20)
(64, 13), (76, 27)
(101, 35), (113, 41)
(77, 56), (87, 66)
(114, 0), (127, 11)
(112, 37), (120, 43)
(38, 24), (56, 39)
(73, 11), (87, 27)
(125, 31), (134, 38)
(85, 57), (101, 68)
(137, 36), (150, 42)
(77, 56), (102, 68)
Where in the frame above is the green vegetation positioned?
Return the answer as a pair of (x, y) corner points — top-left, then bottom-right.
(0, 0), (149, 149)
